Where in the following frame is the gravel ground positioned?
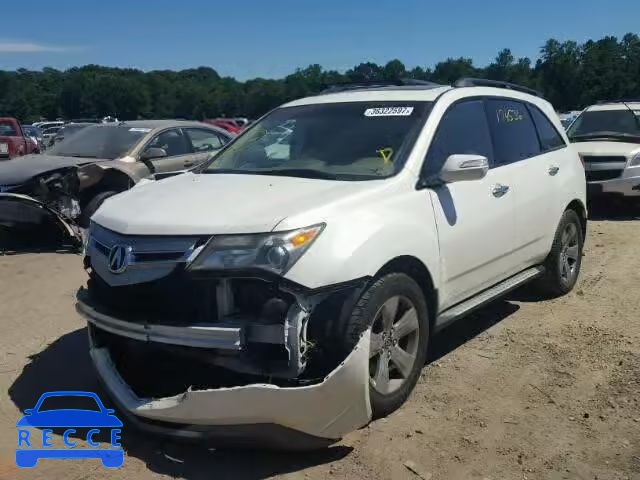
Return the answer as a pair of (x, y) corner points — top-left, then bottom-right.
(0, 203), (639, 480)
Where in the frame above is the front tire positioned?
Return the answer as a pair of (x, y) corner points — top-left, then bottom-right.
(537, 209), (584, 297)
(345, 273), (429, 419)
(79, 190), (119, 228)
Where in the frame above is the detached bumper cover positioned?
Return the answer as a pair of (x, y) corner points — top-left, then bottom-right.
(0, 193), (80, 244)
(88, 325), (372, 446)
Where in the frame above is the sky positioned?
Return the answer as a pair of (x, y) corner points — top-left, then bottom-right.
(0, 0), (638, 80)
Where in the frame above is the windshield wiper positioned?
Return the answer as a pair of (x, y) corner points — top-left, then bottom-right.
(203, 168), (348, 180)
(67, 154), (99, 158)
(244, 169), (346, 180)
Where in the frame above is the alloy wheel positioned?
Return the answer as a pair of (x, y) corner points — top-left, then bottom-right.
(369, 295), (420, 394)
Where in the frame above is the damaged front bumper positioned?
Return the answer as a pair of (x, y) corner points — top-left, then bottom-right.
(76, 258), (373, 447)
(86, 322), (371, 449)
(0, 193), (82, 250)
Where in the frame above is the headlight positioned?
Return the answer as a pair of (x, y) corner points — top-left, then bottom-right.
(629, 153), (640, 167)
(188, 224), (325, 275)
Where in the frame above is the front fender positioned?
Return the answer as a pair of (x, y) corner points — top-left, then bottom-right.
(78, 161), (149, 192)
(285, 205), (440, 290)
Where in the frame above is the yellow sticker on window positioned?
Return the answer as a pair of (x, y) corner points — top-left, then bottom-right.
(377, 147), (394, 164)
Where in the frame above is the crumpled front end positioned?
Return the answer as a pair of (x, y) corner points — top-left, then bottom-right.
(77, 223), (373, 448)
(0, 168), (83, 251)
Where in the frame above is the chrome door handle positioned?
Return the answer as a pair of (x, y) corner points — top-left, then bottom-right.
(548, 165), (560, 176)
(492, 184), (510, 197)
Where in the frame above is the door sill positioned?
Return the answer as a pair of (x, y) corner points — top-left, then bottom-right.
(434, 266), (544, 332)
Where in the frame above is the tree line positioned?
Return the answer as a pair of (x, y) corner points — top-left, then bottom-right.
(1, 33), (639, 123)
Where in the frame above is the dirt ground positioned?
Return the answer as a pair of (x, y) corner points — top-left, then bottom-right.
(0, 203), (639, 480)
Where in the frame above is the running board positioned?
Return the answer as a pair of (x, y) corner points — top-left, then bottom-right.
(435, 266), (545, 331)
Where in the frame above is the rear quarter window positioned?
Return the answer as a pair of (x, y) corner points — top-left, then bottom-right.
(529, 106), (566, 152)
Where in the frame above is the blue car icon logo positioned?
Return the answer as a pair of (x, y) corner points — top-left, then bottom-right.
(15, 391), (124, 468)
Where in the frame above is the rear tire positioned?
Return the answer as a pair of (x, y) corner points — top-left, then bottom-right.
(344, 273), (429, 419)
(79, 190), (118, 228)
(536, 209), (583, 297)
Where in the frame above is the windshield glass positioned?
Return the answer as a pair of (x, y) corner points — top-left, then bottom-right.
(203, 102), (431, 180)
(47, 125), (148, 159)
(59, 124), (89, 136)
(568, 108), (640, 139)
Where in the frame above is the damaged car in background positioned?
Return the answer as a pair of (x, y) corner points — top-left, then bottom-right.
(0, 120), (232, 250)
(76, 79), (586, 448)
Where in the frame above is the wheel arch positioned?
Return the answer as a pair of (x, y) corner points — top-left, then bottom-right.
(79, 168), (134, 207)
(565, 198), (587, 240)
(375, 255), (438, 330)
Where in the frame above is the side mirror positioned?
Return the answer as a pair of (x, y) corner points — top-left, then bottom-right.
(439, 154), (489, 183)
(24, 409), (33, 415)
(140, 147), (167, 161)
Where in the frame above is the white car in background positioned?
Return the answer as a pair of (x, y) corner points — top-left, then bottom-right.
(78, 78), (587, 448)
(568, 100), (640, 199)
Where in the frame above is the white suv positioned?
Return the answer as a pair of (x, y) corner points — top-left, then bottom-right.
(567, 100), (640, 199)
(77, 78), (587, 448)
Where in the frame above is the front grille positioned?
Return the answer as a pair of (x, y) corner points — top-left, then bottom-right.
(88, 269), (218, 325)
(586, 170), (623, 182)
(582, 155), (627, 163)
(88, 223), (205, 287)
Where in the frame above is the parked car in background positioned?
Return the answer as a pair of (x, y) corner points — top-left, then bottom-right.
(568, 100), (640, 199)
(21, 125), (45, 152)
(33, 121), (64, 131)
(77, 78), (586, 447)
(559, 111), (581, 130)
(233, 117), (250, 127)
(53, 123), (94, 144)
(0, 120), (233, 247)
(204, 118), (242, 134)
(0, 118), (40, 159)
(42, 126), (63, 147)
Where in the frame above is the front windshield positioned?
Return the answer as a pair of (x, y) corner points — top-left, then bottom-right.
(568, 108), (640, 139)
(203, 102), (431, 180)
(47, 125), (148, 159)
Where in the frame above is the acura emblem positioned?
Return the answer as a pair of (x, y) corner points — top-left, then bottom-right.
(108, 245), (131, 274)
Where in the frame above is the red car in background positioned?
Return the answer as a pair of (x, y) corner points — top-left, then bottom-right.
(203, 118), (243, 135)
(0, 118), (39, 158)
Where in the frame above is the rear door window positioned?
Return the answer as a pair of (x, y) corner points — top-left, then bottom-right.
(528, 105), (566, 152)
(485, 99), (541, 165)
(423, 99), (493, 176)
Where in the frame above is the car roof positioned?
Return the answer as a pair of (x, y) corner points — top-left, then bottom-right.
(120, 119), (217, 129)
(73, 119), (233, 138)
(283, 86), (453, 107)
(586, 102), (640, 112)
(283, 84), (552, 113)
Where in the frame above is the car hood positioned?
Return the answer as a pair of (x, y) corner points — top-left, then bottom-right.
(572, 141), (640, 158)
(93, 172), (388, 235)
(0, 154), (103, 185)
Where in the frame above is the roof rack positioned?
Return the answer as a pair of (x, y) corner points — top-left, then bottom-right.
(596, 99), (640, 104)
(454, 77), (542, 97)
(319, 78), (442, 94)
